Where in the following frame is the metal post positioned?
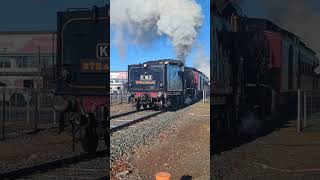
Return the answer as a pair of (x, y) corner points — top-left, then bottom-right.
(2, 87), (5, 140)
(27, 89), (30, 124)
(8, 91), (11, 123)
(297, 89), (301, 133)
(203, 90), (205, 103)
(34, 90), (38, 130)
(53, 110), (56, 125)
(120, 89), (123, 103)
(304, 92), (307, 128)
(15, 91), (17, 123)
(206, 90), (208, 102)
(35, 46), (40, 130)
(38, 91), (41, 124)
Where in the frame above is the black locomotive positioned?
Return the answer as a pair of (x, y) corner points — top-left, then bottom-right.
(53, 5), (109, 153)
(128, 59), (209, 110)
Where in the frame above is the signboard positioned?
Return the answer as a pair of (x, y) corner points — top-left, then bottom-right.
(136, 75), (155, 84)
(140, 75), (152, 80)
(80, 60), (108, 72)
(96, 43), (109, 59)
(80, 43), (109, 73)
(135, 80), (156, 84)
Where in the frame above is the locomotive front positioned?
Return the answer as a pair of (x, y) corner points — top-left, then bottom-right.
(128, 60), (184, 110)
(53, 5), (109, 153)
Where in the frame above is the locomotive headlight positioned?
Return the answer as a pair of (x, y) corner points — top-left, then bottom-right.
(143, 64), (147, 68)
(60, 68), (72, 82)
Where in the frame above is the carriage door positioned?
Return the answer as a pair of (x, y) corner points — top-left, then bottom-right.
(288, 45), (293, 89)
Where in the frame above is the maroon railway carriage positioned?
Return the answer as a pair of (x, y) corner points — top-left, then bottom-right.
(212, 0), (320, 139)
(243, 18), (320, 119)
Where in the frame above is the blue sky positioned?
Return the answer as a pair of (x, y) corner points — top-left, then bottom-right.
(0, 0), (106, 31)
(110, 0), (210, 71)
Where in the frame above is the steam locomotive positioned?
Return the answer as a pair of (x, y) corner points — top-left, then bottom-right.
(53, 5), (109, 153)
(212, 1), (320, 138)
(127, 59), (209, 110)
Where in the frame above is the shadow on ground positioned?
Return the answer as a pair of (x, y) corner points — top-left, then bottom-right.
(213, 104), (297, 154)
(181, 175), (192, 180)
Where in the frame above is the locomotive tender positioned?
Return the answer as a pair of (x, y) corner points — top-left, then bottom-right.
(212, 0), (320, 138)
(128, 59), (209, 110)
(53, 5), (109, 153)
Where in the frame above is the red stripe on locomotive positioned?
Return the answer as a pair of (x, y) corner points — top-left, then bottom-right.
(134, 92), (158, 98)
(81, 96), (107, 113)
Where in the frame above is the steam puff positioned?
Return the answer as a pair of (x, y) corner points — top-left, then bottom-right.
(192, 44), (210, 78)
(110, 0), (203, 62)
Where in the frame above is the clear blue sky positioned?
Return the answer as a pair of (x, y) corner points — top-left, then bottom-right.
(110, 0), (210, 71)
(0, 0), (106, 31)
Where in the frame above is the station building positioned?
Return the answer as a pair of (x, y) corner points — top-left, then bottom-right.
(0, 31), (56, 89)
(110, 71), (127, 93)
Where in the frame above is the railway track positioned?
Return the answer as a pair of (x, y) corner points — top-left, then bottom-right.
(110, 110), (165, 133)
(0, 149), (109, 179)
(0, 110), (164, 179)
(110, 109), (138, 119)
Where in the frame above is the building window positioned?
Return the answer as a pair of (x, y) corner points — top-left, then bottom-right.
(0, 57), (11, 68)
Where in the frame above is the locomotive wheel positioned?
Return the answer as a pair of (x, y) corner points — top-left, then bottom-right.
(160, 100), (166, 111)
(143, 104), (148, 110)
(80, 116), (98, 153)
(136, 102), (141, 111)
(149, 102), (154, 109)
(104, 130), (109, 146)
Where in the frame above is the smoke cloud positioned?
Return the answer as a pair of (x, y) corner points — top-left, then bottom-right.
(241, 0), (320, 56)
(192, 44), (210, 78)
(110, 0), (203, 62)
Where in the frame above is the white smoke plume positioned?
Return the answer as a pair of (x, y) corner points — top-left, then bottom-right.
(110, 0), (203, 62)
(192, 44), (210, 78)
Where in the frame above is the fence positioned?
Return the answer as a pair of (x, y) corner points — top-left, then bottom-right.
(202, 89), (210, 103)
(110, 90), (129, 104)
(110, 89), (210, 104)
(297, 90), (320, 132)
(0, 87), (56, 140)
